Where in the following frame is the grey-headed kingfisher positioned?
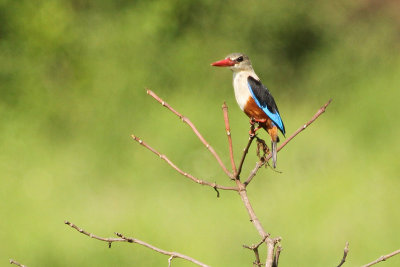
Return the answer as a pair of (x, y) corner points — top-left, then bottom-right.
(211, 53), (285, 168)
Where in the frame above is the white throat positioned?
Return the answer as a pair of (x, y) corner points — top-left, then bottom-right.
(232, 69), (259, 111)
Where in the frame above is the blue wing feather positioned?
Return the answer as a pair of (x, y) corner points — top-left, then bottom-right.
(247, 80), (285, 135)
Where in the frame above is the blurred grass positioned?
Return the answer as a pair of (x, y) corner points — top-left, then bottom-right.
(1, 0), (400, 266)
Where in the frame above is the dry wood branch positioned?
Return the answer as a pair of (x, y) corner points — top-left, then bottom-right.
(234, 180), (275, 267)
(272, 244), (282, 267)
(9, 259), (26, 267)
(222, 102), (237, 175)
(337, 242), (349, 267)
(361, 248), (400, 267)
(220, 102), (276, 266)
(244, 99), (332, 186)
(65, 221), (210, 267)
(131, 134), (238, 193)
(236, 136), (255, 180)
(243, 236), (268, 266)
(147, 89), (234, 179)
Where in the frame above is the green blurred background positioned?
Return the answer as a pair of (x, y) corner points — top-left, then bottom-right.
(1, 0), (399, 266)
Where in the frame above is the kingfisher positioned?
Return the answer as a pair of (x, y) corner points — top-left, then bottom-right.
(211, 53), (285, 168)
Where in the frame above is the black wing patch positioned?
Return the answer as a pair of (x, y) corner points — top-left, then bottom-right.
(247, 76), (279, 114)
(247, 76), (285, 134)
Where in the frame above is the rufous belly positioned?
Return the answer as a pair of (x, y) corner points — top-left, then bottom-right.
(244, 97), (279, 142)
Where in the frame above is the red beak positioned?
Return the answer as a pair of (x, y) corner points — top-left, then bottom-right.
(211, 58), (236, 67)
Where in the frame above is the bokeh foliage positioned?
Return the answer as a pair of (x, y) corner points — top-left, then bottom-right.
(1, 0), (400, 266)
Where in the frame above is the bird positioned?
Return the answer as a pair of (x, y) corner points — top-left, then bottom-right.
(211, 53), (285, 168)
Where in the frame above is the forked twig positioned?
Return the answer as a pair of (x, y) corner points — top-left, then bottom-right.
(361, 248), (400, 267)
(147, 90), (234, 179)
(221, 99), (332, 266)
(131, 135), (238, 193)
(131, 92), (332, 267)
(337, 242), (349, 267)
(65, 221), (210, 267)
(243, 236), (268, 266)
(243, 98), (333, 186)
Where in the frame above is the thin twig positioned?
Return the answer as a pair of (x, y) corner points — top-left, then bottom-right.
(278, 99), (332, 150)
(168, 255), (174, 267)
(236, 136), (255, 180)
(272, 244), (282, 267)
(337, 242), (349, 267)
(244, 99), (332, 186)
(222, 102), (237, 174)
(115, 232), (210, 267)
(9, 259), (26, 267)
(243, 236), (268, 266)
(244, 161), (264, 186)
(147, 89), (234, 179)
(65, 221), (210, 267)
(361, 248), (400, 267)
(131, 134), (238, 193)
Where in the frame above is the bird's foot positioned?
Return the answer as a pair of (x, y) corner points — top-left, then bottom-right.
(254, 118), (267, 123)
(249, 129), (256, 138)
(249, 126), (262, 137)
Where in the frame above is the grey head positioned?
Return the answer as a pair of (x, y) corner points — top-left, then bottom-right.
(211, 53), (253, 72)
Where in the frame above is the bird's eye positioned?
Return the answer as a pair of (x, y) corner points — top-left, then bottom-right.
(236, 56), (244, 62)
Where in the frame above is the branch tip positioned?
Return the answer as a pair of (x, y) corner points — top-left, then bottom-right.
(66, 221), (210, 267)
(337, 241), (349, 267)
(9, 259), (26, 267)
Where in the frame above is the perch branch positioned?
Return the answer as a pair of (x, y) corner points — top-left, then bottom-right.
(337, 242), (349, 267)
(221, 102), (277, 266)
(9, 259), (26, 267)
(236, 136), (255, 180)
(131, 135), (238, 192)
(244, 98), (332, 186)
(65, 221), (210, 267)
(147, 89), (234, 179)
(222, 102), (237, 175)
(361, 248), (400, 267)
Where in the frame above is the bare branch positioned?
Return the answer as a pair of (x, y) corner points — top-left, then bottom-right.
(65, 221), (211, 267)
(243, 161), (264, 186)
(9, 259), (26, 267)
(65, 220), (126, 244)
(272, 244), (282, 267)
(168, 255), (174, 267)
(361, 248), (400, 267)
(234, 180), (275, 267)
(337, 242), (349, 267)
(244, 99), (333, 186)
(131, 134), (238, 192)
(222, 102), (237, 175)
(243, 236), (268, 266)
(236, 136), (255, 180)
(278, 98), (332, 150)
(147, 90), (234, 179)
